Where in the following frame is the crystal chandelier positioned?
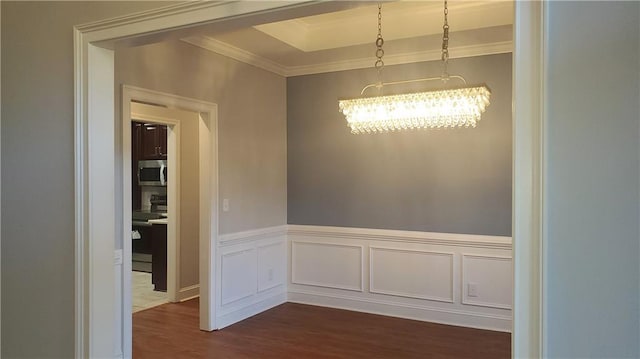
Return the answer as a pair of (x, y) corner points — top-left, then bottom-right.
(338, 1), (491, 134)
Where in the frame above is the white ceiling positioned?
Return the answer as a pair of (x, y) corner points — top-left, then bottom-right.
(182, 1), (513, 77)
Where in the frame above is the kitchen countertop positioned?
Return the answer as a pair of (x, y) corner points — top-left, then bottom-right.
(148, 218), (168, 225)
(132, 210), (168, 226)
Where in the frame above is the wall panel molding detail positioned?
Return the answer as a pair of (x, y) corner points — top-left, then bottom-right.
(216, 226), (287, 328)
(369, 247), (454, 303)
(291, 241), (364, 292)
(288, 225), (512, 332)
(257, 241), (286, 293)
(461, 254), (513, 310)
(220, 248), (257, 306)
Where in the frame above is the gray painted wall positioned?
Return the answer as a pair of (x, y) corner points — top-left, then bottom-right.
(116, 40), (287, 236)
(287, 54), (512, 236)
(0, 2), (174, 357)
(545, 2), (640, 357)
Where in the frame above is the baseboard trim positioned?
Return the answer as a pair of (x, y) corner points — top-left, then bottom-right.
(216, 292), (287, 329)
(177, 284), (200, 302)
(287, 290), (511, 333)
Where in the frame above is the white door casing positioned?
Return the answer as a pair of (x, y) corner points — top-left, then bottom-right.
(121, 85), (217, 358)
(73, 1), (545, 358)
(126, 99), (182, 303)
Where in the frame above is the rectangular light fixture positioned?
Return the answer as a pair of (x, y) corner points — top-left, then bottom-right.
(338, 1), (492, 135)
(339, 85), (491, 134)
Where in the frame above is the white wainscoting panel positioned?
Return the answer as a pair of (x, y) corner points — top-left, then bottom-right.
(462, 254), (513, 310)
(211, 225), (512, 332)
(216, 226), (287, 329)
(257, 242), (286, 293)
(220, 248), (257, 306)
(291, 241), (363, 292)
(288, 225), (512, 332)
(370, 247), (454, 303)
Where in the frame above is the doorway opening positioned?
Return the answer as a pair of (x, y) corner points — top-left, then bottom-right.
(75, 2), (544, 358)
(119, 85), (218, 355)
(130, 106), (172, 313)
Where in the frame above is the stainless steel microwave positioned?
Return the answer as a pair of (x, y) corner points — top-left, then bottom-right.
(138, 160), (167, 186)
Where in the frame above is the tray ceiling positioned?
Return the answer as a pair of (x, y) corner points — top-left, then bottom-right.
(182, 1), (513, 77)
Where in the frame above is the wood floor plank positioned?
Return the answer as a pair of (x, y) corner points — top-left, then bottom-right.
(133, 299), (510, 358)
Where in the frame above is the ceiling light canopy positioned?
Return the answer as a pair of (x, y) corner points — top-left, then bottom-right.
(338, 1), (491, 134)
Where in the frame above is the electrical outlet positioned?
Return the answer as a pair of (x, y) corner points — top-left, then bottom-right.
(268, 268), (274, 281)
(223, 199), (230, 212)
(468, 283), (478, 297)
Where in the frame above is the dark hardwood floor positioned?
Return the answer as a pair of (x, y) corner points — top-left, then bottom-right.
(133, 299), (510, 358)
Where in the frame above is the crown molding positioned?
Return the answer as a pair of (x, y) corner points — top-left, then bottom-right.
(181, 36), (512, 77)
(285, 41), (513, 77)
(74, 2), (231, 33)
(181, 36), (288, 77)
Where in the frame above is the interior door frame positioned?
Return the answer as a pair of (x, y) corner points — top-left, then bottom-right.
(73, 1), (546, 358)
(121, 85), (217, 357)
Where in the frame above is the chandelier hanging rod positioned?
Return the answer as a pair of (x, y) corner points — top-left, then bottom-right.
(359, 74), (467, 95)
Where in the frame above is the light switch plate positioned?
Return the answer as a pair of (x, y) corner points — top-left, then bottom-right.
(223, 198), (230, 212)
(114, 249), (123, 265)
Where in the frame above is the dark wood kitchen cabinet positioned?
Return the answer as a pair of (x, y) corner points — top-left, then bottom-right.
(140, 123), (167, 160)
(132, 224), (152, 254)
(151, 223), (167, 292)
(131, 121), (168, 210)
(132, 122), (143, 210)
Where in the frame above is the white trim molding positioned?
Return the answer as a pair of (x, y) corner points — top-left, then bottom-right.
(288, 289), (512, 332)
(216, 293), (287, 330)
(512, 0), (546, 357)
(291, 241), (365, 292)
(181, 36), (288, 77)
(219, 225), (288, 247)
(369, 247), (455, 303)
(461, 254), (513, 310)
(182, 36), (513, 77)
(284, 41), (513, 77)
(178, 285), (200, 302)
(288, 224), (512, 249)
